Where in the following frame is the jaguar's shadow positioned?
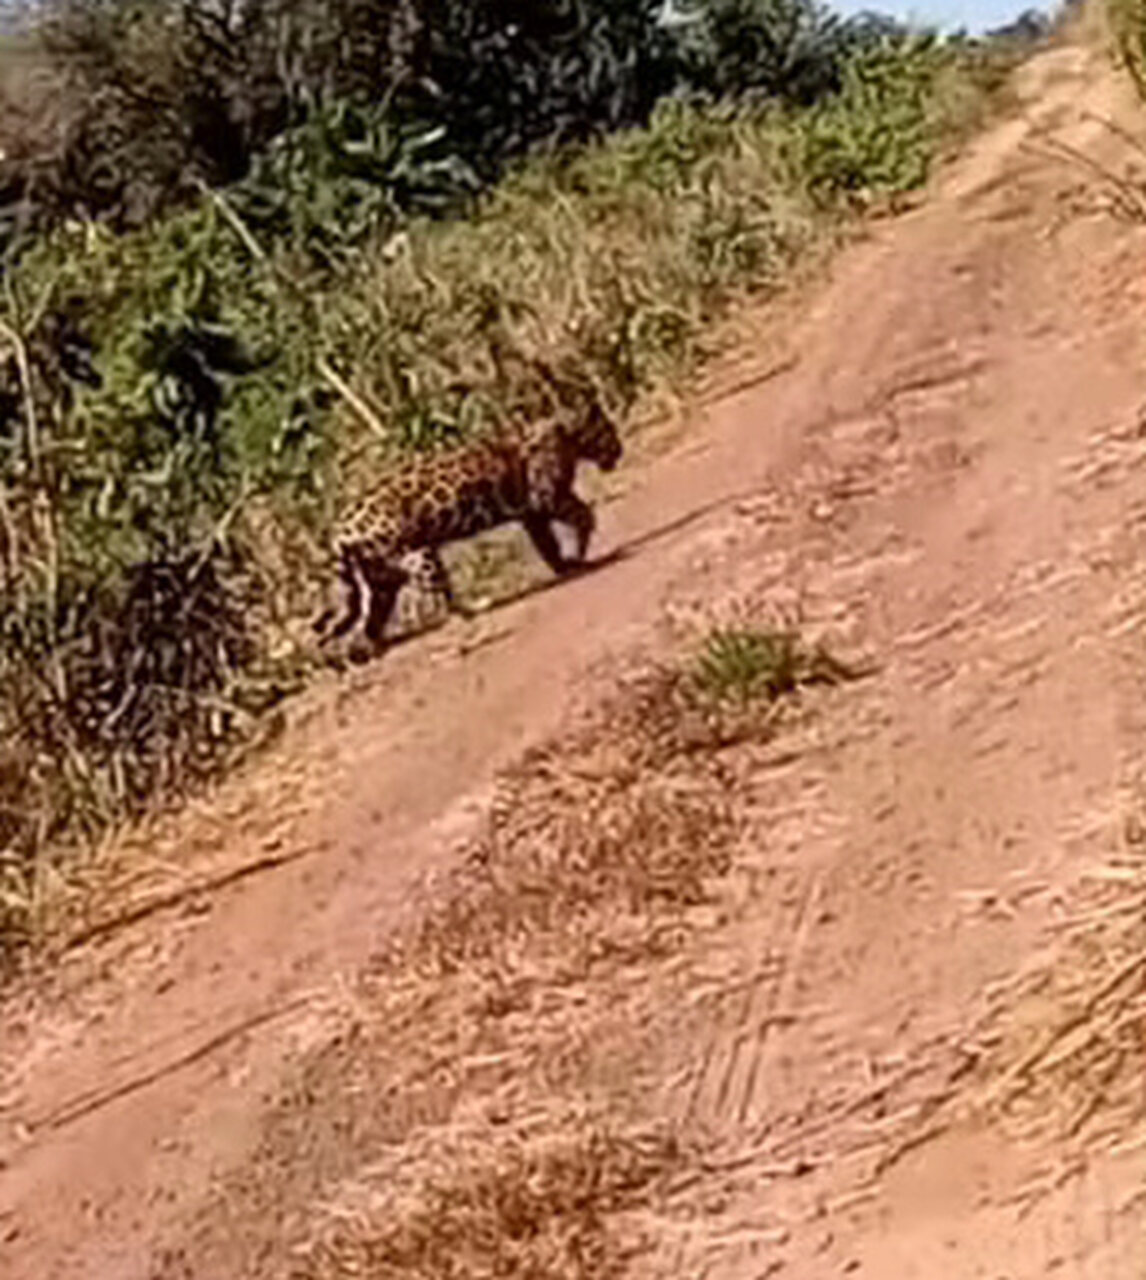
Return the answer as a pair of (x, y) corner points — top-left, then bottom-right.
(447, 483), (757, 630)
(409, 547), (630, 651)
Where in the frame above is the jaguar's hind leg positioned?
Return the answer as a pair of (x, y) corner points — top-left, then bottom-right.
(360, 555), (409, 648)
(315, 550), (366, 642)
(423, 547), (474, 617)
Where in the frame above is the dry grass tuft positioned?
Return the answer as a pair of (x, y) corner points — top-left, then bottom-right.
(294, 1120), (680, 1280)
(979, 855), (1146, 1150)
(401, 685), (738, 982)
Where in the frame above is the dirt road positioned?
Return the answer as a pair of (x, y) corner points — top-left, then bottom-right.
(4, 29), (1146, 1280)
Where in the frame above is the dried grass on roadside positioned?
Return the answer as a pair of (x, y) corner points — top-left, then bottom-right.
(977, 851), (1146, 1152)
(870, 828), (1146, 1185)
(396, 672), (740, 984)
(295, 1121), (680, 1280)
(388, 626), (855, 983)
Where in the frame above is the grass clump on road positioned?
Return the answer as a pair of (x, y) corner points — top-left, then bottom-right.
(397, 621), (855, 982)
(219, 626), (843, 1276)
(690, 624), (855, 705)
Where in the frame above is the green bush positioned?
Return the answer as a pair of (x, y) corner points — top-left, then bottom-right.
(231, 100), (482, 269)
(333, 97), (814, 462)
(801, 37), (941, 195)
(0, 206), (331, 950)
(675, 0), (863, 105)
(4, 0), (681, 242)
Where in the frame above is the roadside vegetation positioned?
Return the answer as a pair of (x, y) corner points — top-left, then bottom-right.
(0, 0), (1044, 962)
(1110, 0), (1146, 90)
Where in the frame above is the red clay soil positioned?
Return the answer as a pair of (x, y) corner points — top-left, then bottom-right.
(4, 30), (1146, 1280)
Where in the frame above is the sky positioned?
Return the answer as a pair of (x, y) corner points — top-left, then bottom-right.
(832, 0), (1049, 32)
(0, 0), (1055, 44)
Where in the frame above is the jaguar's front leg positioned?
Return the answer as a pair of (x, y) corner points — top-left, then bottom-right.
(552, 489), (595, 564)
(521, 511), (571, 576)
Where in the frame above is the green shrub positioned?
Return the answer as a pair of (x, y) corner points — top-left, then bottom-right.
(334, 96), (817, 466)
(6, 0), (683, 242)
(5, 0), (921, 252)
(801, 36), (945, 196)
(230, 99), (482, 269)
(675, 0), (861, 105)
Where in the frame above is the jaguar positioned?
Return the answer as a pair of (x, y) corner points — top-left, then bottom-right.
(315, 367), (623, 650)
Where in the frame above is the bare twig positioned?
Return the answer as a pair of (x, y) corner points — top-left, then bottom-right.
(0, 318), (39, 471)
(990, 951), (1146, 1102)
(315, 356), (389, 442)
(0, 314), (62, 654)
(1080, 110), (1146, 164)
